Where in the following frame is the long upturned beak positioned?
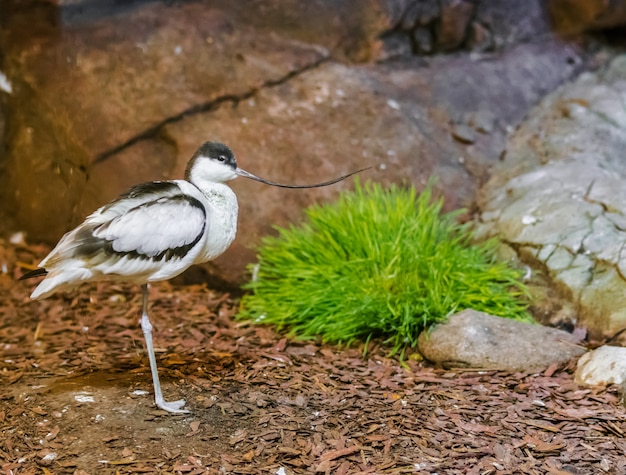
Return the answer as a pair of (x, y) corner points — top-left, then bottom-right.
(235, 167), (371, 189)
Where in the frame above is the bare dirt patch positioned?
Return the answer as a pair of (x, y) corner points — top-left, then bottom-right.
(1, 239), (625, 474)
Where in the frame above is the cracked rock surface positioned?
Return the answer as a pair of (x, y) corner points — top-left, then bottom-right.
(478, 56), (626, 338)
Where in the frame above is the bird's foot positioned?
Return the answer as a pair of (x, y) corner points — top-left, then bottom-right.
(156, 398), (190, 414)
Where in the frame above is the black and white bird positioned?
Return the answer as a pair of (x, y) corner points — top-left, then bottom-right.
(21, 141), (366, 414)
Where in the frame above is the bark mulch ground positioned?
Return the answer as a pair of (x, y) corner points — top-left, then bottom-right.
(0, 238), (625, 474)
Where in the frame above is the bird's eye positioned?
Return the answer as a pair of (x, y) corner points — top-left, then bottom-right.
(218, 155), (226, 162)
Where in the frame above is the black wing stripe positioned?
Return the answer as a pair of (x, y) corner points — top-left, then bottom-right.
(100, 181), (182, 214)
(73, 195), (206, 263)
(19, 268), (48, 280)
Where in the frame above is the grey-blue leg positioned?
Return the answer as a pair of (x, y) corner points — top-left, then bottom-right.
(140, 283), (189, 413)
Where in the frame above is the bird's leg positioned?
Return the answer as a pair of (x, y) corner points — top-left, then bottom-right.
(140, 283), (189, 414)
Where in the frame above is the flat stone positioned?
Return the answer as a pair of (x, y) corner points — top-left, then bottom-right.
(575, 345), (626, 387)
(417, 309), (585, 373)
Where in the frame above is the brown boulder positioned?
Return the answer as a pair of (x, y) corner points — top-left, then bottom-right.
(0, 1), (327, 240)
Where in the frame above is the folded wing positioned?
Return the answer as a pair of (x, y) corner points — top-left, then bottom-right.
(32, 183), (208, 298)
(93, 195), (206, 262)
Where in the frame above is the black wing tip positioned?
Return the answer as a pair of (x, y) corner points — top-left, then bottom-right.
(19, 268), (48, 280)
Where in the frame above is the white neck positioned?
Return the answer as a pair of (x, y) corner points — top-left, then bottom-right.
(193, 181), (239, 263)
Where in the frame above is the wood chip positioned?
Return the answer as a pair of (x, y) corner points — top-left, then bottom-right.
(1, 238), (625, 474)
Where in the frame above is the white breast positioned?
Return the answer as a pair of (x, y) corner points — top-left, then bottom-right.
(188, 181), (239, 263)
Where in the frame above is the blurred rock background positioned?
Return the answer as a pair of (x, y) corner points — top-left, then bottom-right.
(2, 0), (626, 338)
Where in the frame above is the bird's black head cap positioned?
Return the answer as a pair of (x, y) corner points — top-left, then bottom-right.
(185, 142), (237, 180)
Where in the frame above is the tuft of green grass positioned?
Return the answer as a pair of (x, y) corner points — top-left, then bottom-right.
(238, 180), (532, 354)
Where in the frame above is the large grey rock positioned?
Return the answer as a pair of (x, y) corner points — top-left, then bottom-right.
(418, 309), (586, 372)
(478, 56), (626, 338)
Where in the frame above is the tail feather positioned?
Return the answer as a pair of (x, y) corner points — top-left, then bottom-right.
(30, 277), (68, 300)
(19, 268), (48, 280)
(29, 267), (94, 300)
